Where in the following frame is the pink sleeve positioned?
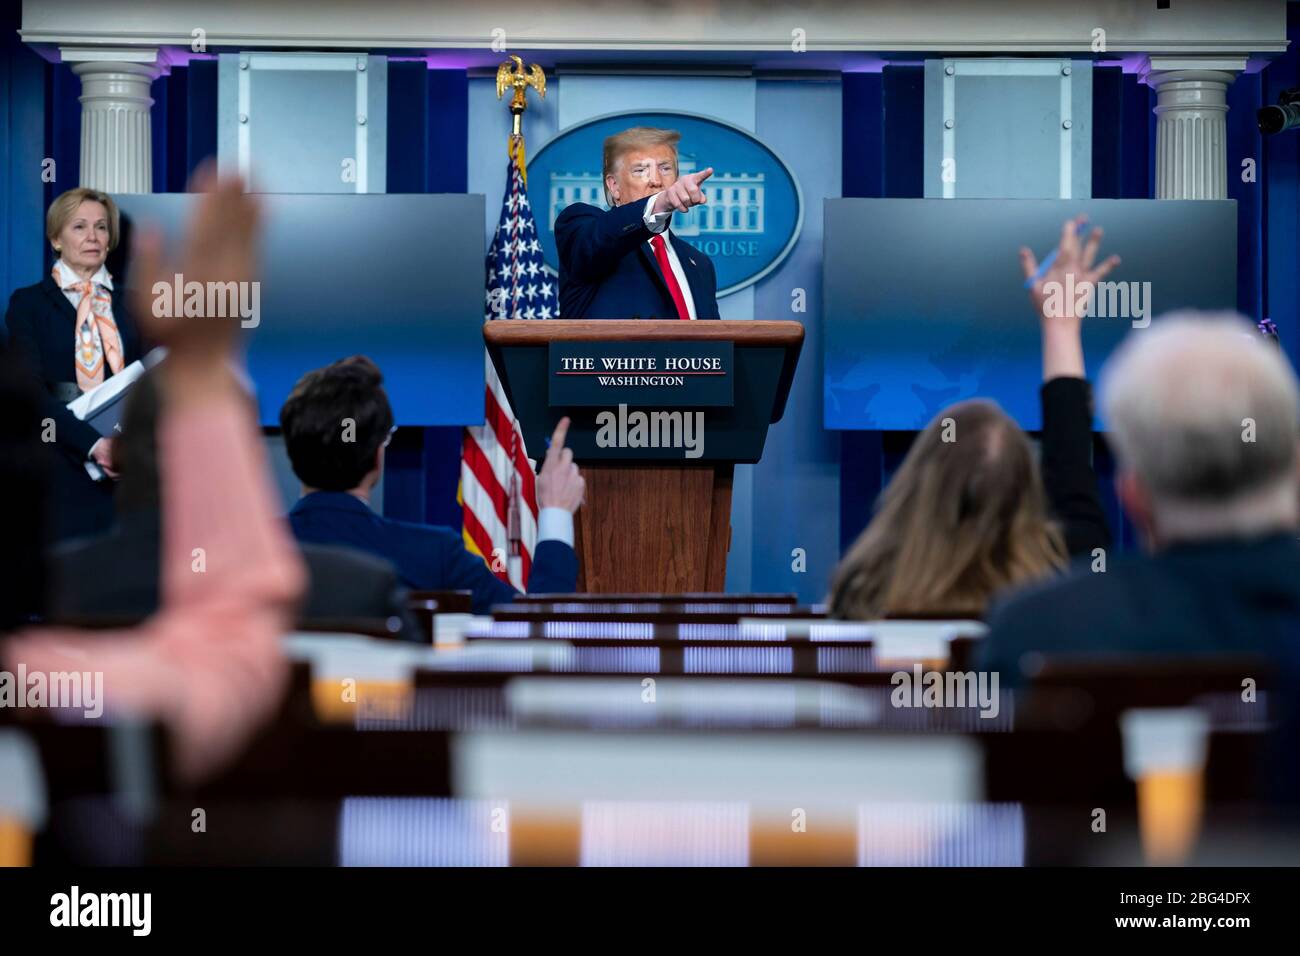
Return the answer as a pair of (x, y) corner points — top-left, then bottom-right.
(3, 396), (306, 784)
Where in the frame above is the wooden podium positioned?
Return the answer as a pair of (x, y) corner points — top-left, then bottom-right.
(485, 320), (803, 593)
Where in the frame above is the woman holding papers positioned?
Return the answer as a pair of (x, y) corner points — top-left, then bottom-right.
(3, 188), (142, 542)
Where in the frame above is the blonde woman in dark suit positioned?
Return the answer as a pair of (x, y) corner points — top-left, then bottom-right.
(4, 187), (141, 541)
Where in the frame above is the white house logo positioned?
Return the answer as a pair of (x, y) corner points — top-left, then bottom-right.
(529, 111), (802, 298)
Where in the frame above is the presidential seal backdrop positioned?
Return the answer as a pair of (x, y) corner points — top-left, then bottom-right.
(528, 110), (804, 299)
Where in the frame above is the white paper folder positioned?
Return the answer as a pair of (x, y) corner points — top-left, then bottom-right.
(67, 347), (167, 480)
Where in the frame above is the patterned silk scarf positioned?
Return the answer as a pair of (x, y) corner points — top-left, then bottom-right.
(55, 262), (124, 392)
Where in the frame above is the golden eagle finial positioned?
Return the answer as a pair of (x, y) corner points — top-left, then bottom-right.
(496, 56), (546, 138)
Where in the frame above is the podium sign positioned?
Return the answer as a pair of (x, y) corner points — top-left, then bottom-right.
(548, 341), (734, 407)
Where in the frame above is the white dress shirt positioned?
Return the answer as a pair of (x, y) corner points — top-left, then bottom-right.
(640, 195), (698, 320)
(537, 507), (574, 548)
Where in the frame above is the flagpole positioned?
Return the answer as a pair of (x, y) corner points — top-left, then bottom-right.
(462, 56), (551, 587)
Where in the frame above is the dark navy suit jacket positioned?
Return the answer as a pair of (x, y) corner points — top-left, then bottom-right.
(4, 275), (141, 542)
(554, 200), (721, 320)
(979, 533), (1300, 688)
(287, 491), (578, 615)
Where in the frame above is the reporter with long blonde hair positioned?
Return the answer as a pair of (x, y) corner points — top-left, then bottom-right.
(829, 216), (1117, 620)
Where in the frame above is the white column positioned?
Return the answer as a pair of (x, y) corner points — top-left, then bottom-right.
(60, 48), (170, 194)
(1142, 56), (1246, 200)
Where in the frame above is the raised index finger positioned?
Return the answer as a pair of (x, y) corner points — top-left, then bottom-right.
(692, 167), (714, 185)
(547, 416), (571, 460)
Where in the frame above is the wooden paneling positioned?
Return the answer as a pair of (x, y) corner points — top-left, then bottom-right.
(574, 463), (733, 592)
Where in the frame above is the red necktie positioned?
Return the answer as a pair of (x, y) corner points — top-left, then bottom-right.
(650, 234), (691, 320)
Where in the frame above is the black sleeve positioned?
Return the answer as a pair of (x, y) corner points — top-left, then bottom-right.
(4, 290), (102, 460)
(1039, 376), (1112, 559)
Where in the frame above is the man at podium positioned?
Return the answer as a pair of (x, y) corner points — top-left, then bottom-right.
(554, 126), (721, 321)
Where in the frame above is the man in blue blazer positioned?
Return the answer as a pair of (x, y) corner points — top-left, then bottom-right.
(279, 356), (582, 615)
(554, 126), (721, 321)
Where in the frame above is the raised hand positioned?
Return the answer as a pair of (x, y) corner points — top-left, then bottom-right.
(536, 416), (585, 513)
(131, 162), (260, 365)
(653, 167), (714, 215)
(1020, 214), (1121, 325)
(1019, 215), (1122, 381)
(129, 162), (261, 404)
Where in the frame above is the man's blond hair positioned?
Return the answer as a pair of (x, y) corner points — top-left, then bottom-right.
(602, 127), (681, 206)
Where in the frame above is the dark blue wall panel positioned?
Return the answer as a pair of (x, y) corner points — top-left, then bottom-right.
(1229, 69), (1266, 323)
(1264, 6), (1300, 375)
(44, 63), (79, 224)
(426, 69), (468, 194)
(842, 73), (884, 199)
(387, 61), (429, 193)
(186, 59), (218, 178)
(1, 6), (47, 311)
(1092, 66), (1123, 200)
(883, 66), (925, 200)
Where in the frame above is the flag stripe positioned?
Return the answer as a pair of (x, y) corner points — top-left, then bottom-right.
(460, 458), (529, 590)
(462, 428), (509, 526)
(483, 385), (539, 521)
(461, 492), (512, 586)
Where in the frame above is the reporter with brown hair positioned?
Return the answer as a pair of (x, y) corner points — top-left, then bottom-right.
(828, 216), (1117, 620)
(280, 356), (582, 614)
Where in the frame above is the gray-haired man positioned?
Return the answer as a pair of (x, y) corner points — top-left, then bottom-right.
(981, 312), (1300, 685)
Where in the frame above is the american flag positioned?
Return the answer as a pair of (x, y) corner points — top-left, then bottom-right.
(460, 144), (558, 589)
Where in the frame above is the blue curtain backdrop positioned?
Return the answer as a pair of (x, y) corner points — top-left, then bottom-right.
(5, 11), (1298, 577)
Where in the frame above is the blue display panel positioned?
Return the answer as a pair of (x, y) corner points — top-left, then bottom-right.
(115, 193), (486, 426)
(824, 198), (1238, 431)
